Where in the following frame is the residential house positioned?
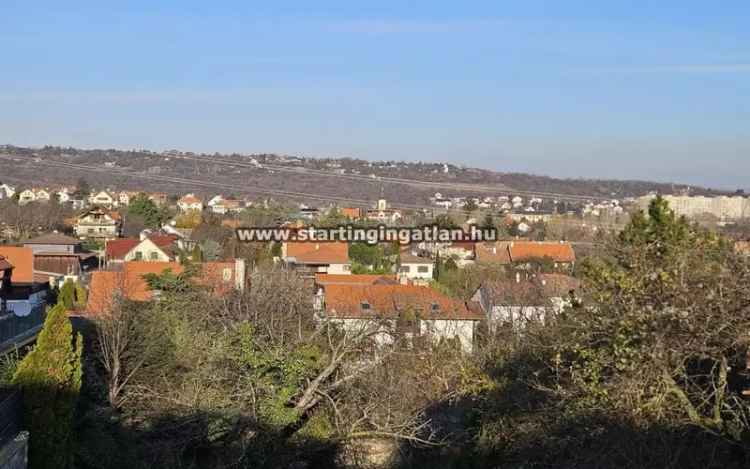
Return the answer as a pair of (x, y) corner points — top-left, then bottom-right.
(0, 183), (16, 200)
(475, 241), (576, 270)
(17, 189), (36, 205)
(398, 247), (434, 284)
(282, 241), (351, 278)
(117, 191), (139, 207)
(418, 241), (476, 268)
(23, 232), (98, 277)
(471, 273), (580, 330)
(55, 187), (73, 204)
(88, 190), (116, 208)
(207, 195), (225, 210)
(0, 256), (13, 304)
(340, 207), (362, 220)
(34, 188), (51, 203)
(148, 192), (169, 207)
(177, 193), (204, 212)
(74, 208), (122, 240)
(508, 212), (555, 224)
(315, 283), (483, 352)
(211, 197), (243, 214)
(0, 254), (50, 352)
(314, 273), (398, 289)
(366, 199), (403, 224)
(86, 259), (247, 315)
(0, 247), (34, 283)
(105, 233), (178, 264)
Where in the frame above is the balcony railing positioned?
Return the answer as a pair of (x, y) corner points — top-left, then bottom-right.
(0, 295), (47, 355)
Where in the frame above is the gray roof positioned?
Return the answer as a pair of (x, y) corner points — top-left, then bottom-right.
(23, 233), (81, 245)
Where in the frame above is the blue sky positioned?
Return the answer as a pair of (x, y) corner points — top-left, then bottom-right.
(1, 1), (749, 189)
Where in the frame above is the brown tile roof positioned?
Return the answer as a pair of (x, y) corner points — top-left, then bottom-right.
(23, 233), (81, 245)
(481, 274), (580, 306)
(0, 247), (34, 283)
(474, 241), (576, 264)
(179, 194), (202, 204)
(315, 274), (397, 286)
(509, 241), (576, 264)
(285, 241), (349, 265)
(86, 261), (241, 315)
(322, 284), (482, 321)
(475, 242), (513, 264)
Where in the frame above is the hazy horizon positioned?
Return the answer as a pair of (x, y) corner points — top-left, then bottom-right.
(2, 2), (748, 190)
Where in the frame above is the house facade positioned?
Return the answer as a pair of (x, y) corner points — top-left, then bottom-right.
(282, 241), (351, 278)
(315, 282), (483, 352)
(177, 193), (203, 212)
(74, 208), (122, 240)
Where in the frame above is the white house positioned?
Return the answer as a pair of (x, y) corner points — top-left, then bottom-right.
(74, 208), (122, 240)
(88, 190), (116, 208)
(315, 282), (483, 353)
(471, 273), (580, 331)
(0, 184), (16, 200)
(177, 193), (203, 212)
(105, 233), (178, 264)
(398, 247), (434, 284)
(17, 189), (36, 205)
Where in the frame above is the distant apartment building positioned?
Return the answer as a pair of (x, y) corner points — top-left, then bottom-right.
(637, 194), (750, 220)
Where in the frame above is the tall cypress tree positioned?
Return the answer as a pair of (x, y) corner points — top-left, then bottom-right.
(13, 303), (83, 469)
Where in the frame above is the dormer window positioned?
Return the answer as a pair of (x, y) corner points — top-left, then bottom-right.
(431, 302), (440, 313)
(360, 301), (371, 310)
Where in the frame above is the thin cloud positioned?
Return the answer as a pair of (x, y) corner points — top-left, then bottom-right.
(324, 18), (509, 34)
(581, 63), (750, 74)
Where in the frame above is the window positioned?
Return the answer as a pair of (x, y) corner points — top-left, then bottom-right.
(135, 251), (143, 260)
(343, 264), (351, 271)
(360, 301), (371, 310)
(223, 268), (232, 282)
(399, 266), (410, 273)
(417, 266), (430, 273)
(431, 302), (440, 312)
(149, 251), (159, 260)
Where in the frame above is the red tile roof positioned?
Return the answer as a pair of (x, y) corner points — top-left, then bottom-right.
(105, 235), (178, 260)
(475, 242), (513, 264)
(509, 241), (576, 264)
(179, 194), (202, 204)
(86, 261), (241, 315)
(322, 284), (482, 321)
(475, 241), (576, 264)
(285, 241), (349, 265)
(0, 247), (34, 283)
(315, 274), (397, 286)
(105, 239), (140, 260)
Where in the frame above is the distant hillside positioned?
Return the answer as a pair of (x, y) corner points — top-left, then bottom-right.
(0, 145), (727, 207)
